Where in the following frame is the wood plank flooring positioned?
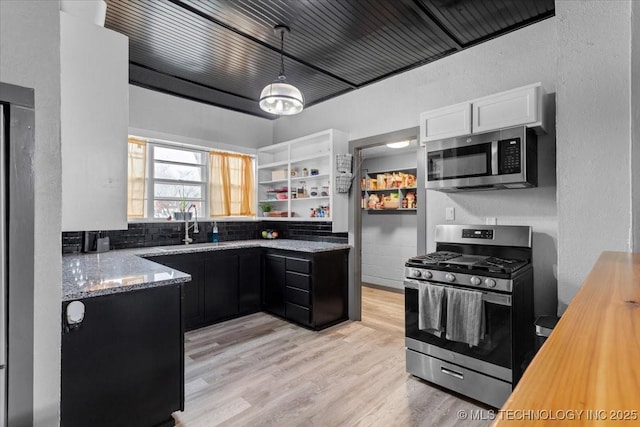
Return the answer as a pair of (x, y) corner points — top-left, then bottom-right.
(174, 286), (492, 426)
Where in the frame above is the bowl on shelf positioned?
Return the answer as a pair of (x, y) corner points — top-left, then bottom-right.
(276, 193), (288, 200)
(261, 229), (279, 239)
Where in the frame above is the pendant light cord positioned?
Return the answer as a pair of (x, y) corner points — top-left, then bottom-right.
(279, 29), (286, 77)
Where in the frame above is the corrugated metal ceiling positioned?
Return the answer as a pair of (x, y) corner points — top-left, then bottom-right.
(105, 0), (554, 119)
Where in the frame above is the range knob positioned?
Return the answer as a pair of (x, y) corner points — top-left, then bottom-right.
(422, 270), (433, 280)
(470, 276), (481, 286)
(445, 273), (456, 282)
(484, 278), (497, 288)
(410, 268), (422, 278)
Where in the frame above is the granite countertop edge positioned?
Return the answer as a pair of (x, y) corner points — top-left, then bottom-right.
(62, 239), (350, 301)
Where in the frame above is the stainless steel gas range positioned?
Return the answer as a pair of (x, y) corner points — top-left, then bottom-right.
(404, 224), (535, 408)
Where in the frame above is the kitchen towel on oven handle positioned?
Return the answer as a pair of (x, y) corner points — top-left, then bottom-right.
(418, 282), (445, 337)
(445, 287), (485, 347)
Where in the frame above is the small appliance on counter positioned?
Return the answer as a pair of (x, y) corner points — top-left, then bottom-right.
(83, 231), (110, 253)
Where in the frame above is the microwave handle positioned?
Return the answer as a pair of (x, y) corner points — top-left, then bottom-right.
(491, 141), (498, 175)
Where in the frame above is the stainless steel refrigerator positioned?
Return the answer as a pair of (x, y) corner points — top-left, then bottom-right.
(0, 82), (36, 427)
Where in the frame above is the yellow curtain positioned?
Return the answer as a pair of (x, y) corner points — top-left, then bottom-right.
(127, 137), (147, 218)
(209, 151), (255, 217)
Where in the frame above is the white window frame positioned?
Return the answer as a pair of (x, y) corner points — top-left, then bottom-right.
(145, 142), (210, 219)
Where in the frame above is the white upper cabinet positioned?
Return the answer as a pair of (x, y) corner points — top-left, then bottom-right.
(420, 102), (472, 143)
(420, 83), (547, 144)
(472, 83), (546, 134)
(60, 11), (129, 231)
(257, 129), (350, 233)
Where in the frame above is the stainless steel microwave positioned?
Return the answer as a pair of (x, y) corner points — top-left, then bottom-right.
(426, 126), (537, 192)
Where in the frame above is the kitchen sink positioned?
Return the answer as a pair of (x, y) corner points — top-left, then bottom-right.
(154, 242), (236, 252)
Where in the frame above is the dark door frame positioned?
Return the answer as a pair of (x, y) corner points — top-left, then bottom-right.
(346, 126), (423, 320)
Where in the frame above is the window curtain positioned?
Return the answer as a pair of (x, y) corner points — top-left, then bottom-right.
(127, 137), (147, 218)
(209, 151), (255, 216)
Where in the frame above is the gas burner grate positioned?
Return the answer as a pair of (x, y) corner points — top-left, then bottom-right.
(412, 251), (461, 264)
(478, 257), (528, 274)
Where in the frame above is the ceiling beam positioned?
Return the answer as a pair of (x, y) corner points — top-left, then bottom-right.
(411, 0), (463, 50)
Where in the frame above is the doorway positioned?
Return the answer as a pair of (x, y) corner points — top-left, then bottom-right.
(347, 127), (425, 321)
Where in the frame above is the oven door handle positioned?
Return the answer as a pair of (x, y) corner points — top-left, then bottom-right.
(403, 279), (512, 306)
(441, 366), (464, 380)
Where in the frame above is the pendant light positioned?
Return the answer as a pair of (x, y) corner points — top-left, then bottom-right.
(259, 25), (304, 115)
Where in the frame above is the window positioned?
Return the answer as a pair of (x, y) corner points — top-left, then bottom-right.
(127, 137), (255, 219)
(149, 144), (208, 219)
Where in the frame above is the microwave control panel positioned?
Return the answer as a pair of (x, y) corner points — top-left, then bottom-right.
(498, 138), (522, 174)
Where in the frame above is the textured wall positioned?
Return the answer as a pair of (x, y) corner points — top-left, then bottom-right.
(274, 18), (558, 316)
(633, 0), (640, 251)
(0, 1), (61, 425)
(129, 85), (273, 151)
(556, 0), (633, 311)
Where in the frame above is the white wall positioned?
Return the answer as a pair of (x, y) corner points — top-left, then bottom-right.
(274, 18), (559, 317)
(632, 0), (640, 251)
(0, 1), (61, 425)
(556, 0), (634, 311)
(129, 85), (272, 151)
(361, 151), (417, 290)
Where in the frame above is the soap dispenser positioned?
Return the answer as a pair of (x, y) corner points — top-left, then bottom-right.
(212, 222), (219, 243)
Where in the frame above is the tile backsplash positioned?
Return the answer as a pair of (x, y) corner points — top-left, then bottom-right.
(62, 221), (348, 253)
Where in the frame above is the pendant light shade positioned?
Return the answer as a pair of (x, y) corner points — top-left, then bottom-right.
(259, 25), (304, 116)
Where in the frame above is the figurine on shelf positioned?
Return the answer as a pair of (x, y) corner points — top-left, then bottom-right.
(367, 194), (380, 209)
(402, 198), (408, 208)
(406, 192), (416, 209)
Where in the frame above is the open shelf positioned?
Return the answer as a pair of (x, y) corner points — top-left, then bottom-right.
(361, 169), (417, 211)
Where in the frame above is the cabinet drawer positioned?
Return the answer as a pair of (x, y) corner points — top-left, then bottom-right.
(286, 286), (310, 307)
(285, 302), (311, 326)
(286, 257), (311, 274)
(286, 271), (311, 291)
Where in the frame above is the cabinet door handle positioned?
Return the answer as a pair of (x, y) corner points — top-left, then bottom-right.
(441, 366), (464, 380)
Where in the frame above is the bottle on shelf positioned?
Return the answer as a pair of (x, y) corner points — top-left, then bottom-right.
(211, 222), (219, 243)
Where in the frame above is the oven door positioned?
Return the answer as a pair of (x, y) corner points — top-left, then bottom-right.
(404, 279), (512, 379)
(427, 141), (495, 185)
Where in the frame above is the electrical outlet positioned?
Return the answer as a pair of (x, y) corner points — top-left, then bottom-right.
(486, 217), (497, 225)
(445, 207), (455, 221)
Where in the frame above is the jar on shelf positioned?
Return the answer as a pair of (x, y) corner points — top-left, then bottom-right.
(321, 185), (329, 197)
(297, 181), (307, 198)
(302, 168), (309, 177)
(310, 186), (318, 197)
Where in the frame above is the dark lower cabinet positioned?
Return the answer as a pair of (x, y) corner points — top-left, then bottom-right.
(204, 252), (239, 323)
(239, 249), (262, 314)
(263, 249), (349, 330)
(61, 285), (184, 427)
(149, 249), (261, 331)
(149, 254), (205, 330)
(263, 253), (286, 317)
(148, 247), (348, 332)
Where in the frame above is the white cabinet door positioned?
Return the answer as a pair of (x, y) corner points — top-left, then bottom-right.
(472, 84), (545, 134)
(420, 102), (472, 143)
(60, 12), (129, 231)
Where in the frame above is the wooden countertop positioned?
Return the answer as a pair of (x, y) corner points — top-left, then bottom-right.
(492, 251), (640, 426)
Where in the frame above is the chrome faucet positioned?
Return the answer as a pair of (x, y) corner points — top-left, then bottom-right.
(183, 204), (199, 244)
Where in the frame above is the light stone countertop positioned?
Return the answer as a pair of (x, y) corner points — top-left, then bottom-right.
(62, 239), (350, 301)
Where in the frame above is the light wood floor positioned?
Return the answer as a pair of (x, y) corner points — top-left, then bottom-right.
(174, 286), (492, 426)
